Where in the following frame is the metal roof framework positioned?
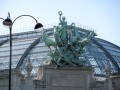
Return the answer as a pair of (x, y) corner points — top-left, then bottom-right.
(0, 28), (120, 76)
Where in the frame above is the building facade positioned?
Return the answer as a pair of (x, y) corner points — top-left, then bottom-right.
(0, 27), (120, 90)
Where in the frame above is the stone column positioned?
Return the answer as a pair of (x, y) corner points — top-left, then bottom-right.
(11, 71), (21, 90)
(23, 58), (34, 90)
(37, 66), (43, 80)
(104, 65), (113, 90)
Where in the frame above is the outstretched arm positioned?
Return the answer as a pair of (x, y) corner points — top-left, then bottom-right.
(58, 11), (63, 24)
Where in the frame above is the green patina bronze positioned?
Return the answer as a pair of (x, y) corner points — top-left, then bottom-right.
(42, 11), (94, 67)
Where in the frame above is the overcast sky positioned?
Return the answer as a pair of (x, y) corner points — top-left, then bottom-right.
(0, 0), (120, 46)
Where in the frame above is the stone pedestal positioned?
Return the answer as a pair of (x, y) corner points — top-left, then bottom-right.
(23, 76), (34, 90)
(0, 66), (94, 90)
(42, 65), (94, 90)
(104, 79), (113, 90)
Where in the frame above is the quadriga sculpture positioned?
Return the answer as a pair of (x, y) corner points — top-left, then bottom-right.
(42, 11), (94, 67)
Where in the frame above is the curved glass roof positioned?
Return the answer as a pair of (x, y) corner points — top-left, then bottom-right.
(0, 27), (120, 77)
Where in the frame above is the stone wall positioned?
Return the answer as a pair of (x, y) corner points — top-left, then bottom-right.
(40, 65), (94, 90)
(111, 76), (120, 90)
(0, 66), (119, 90)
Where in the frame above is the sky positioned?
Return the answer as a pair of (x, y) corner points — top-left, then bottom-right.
(0, 0), (120, 46)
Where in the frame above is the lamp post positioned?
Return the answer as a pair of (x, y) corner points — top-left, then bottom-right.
(0, 12), (43, 90)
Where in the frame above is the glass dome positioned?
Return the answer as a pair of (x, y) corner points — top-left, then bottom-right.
(0, 27), (120, 77)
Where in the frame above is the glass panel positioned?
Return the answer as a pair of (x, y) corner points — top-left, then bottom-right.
(0, 49), (26, 57)
(117, 63), (120, 68)
(113, 56), (120, 62)
(104, 45), (120, 52)
(96, 38), (116, 48)
(108, 50), (120, 56)
(0, 55), (22, 69)
(0, 44), (31, 54)
(31, 46), (49, 53)
(88, 58), (98, 66)
(94, 67), (102, 74)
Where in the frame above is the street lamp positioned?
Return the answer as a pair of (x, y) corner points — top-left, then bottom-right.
(0, 12), (43, 90)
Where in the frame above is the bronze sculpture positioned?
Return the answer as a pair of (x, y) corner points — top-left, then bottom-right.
(42, 11), (94, 67)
